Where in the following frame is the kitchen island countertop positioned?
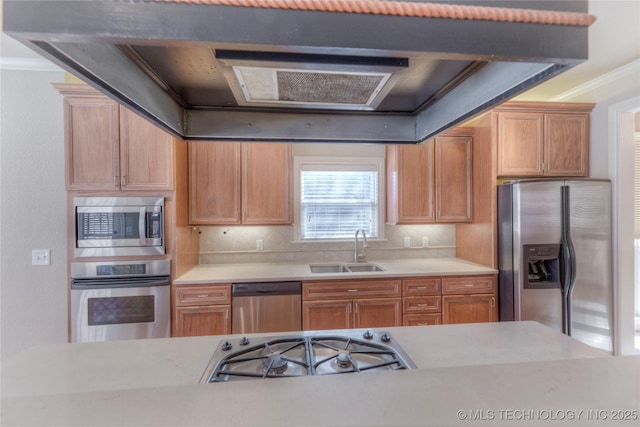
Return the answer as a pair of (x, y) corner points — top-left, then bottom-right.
(174, 257), (498, 284)
(3, 322), (638, 426)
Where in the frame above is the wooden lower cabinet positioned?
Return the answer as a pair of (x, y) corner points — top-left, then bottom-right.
(173, 283), (232, 337)
(355, 298), (402, 329)
(303, 298), (401, 331)
(441, 275), (498, 325)
(401, 277), (442, 327)
(174, 305), (231, 337)
(442, 294), (497, 324)
(303, 300), (351, 330)
(302, 279), (402, 331)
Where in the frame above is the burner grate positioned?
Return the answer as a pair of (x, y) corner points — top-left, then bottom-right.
(202, 332), (414, 383)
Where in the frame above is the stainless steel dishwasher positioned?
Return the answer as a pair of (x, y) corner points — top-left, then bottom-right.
(231, 281), (302, 334)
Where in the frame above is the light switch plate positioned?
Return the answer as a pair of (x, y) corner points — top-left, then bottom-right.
(403, 236), (411, 248)
(32, 249), (50, 266)
(422, 237), (430, 247)
(256, 240), (264, 251)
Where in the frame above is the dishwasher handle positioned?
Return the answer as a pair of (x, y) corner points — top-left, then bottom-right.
(232, 281), (301, 297)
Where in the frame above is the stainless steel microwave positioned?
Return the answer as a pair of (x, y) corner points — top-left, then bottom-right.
(73, 197), (164, 257)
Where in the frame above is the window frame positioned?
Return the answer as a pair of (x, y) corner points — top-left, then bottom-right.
(293, 156), (385, 242)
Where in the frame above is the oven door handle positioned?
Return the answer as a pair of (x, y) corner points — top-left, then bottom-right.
(71, 275), (170, 290)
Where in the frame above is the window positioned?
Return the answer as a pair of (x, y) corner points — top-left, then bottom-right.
(294, 157), (384, 240)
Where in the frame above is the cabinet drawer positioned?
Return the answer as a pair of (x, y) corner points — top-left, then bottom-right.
(403, 296), (441, 314)
(303, 279), (401, 301)
(442, 275), (496, 295)
(174, 284), (231, 306)
(403, 314), (441, 326)
(402, 278), (441, 296)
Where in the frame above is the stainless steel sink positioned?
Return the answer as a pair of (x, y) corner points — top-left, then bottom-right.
(309, 263), (385, 273)
(309, 264), (350, 273)
(344, 264), (385, 272)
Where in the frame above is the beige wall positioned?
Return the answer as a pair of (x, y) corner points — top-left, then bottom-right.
(0, 65), (67, 361)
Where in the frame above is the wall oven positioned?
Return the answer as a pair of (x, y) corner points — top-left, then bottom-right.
(73, 196), (164, 257)
(70, 260), (170, 343)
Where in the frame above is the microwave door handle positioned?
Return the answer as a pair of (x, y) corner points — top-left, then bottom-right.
(139, 206), (147, 244)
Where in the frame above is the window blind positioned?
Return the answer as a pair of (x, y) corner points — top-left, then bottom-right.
(300, 169), (378, 239)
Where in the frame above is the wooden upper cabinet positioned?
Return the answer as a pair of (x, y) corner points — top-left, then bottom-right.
(386, 140), (434, 224)
(386, 128), (472, 224)
(189, 142), (241, 225)
(435, 130), (472, 222)
(188, 142), (292, 225)
(496, 112), (544, 177)
(61, 92), (120, 190)
(242, 143), (292, 225)
(495, 102), (593, 178)
(119, 108), (174, 190)
(56, 84), (174, 191)
(544, 113), (590, 176)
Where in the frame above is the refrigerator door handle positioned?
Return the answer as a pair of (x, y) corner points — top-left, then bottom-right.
(560, 185), (577, 336)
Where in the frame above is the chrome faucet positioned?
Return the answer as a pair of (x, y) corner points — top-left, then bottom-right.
(354, 229), (367, 263)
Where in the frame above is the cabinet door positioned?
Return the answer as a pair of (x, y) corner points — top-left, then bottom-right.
(386, 142), (434, 224)
(119, 108), (174, 190)
(354, 298), (402, 328)
(63, 95), (120, 190)
(242, 143), (292, 224)
(188, 142), (241, 225)
(174, 305), (231, 337)
(544, 113), (589, 177)
(303, 300), (351, 331)
(435, 132), (472, 222)
(442, 294), (497, 324)
(497, 112), (544, 177)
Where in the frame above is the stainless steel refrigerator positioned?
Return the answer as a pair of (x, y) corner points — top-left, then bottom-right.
(498, 179), (614, 352)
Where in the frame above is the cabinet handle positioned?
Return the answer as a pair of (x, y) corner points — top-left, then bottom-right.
(354, 302), (358, 314)
(347, 289), (358, 292)
(121, 175), (127, 186)
(416, 286), (427, 290)
(197, 294), (210, 298)
(417, 304), (429, 307)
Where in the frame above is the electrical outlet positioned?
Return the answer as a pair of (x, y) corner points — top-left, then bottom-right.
(256, 240), (264, 251)
(32, 249), (50, 266)
(422, 237), (430, 247)
(403, 236), (411, 248)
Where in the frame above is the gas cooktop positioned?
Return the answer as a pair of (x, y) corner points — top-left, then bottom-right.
(200, 330), (416, 383)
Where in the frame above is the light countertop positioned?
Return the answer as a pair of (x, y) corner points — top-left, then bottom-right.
(174, 257), (498, 284)
(4, 322), (638, 426)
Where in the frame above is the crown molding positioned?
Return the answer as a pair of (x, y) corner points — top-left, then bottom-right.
(550, 59), (640, 102)
(0, 56), (62, 72)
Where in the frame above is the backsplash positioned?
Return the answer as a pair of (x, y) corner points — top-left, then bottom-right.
(198, 224), (455, 264)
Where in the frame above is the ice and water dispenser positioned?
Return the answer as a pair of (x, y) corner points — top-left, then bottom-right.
(523, 244), (560, 289)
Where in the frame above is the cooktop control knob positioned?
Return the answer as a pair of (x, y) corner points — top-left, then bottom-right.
(363, 330), (373, 340)
(380, 333), (391, 343)
(239, 337), (250, 346)
(221, 341), (233, 351)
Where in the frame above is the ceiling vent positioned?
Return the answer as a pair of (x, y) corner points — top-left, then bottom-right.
(216, 50), (408, 111)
